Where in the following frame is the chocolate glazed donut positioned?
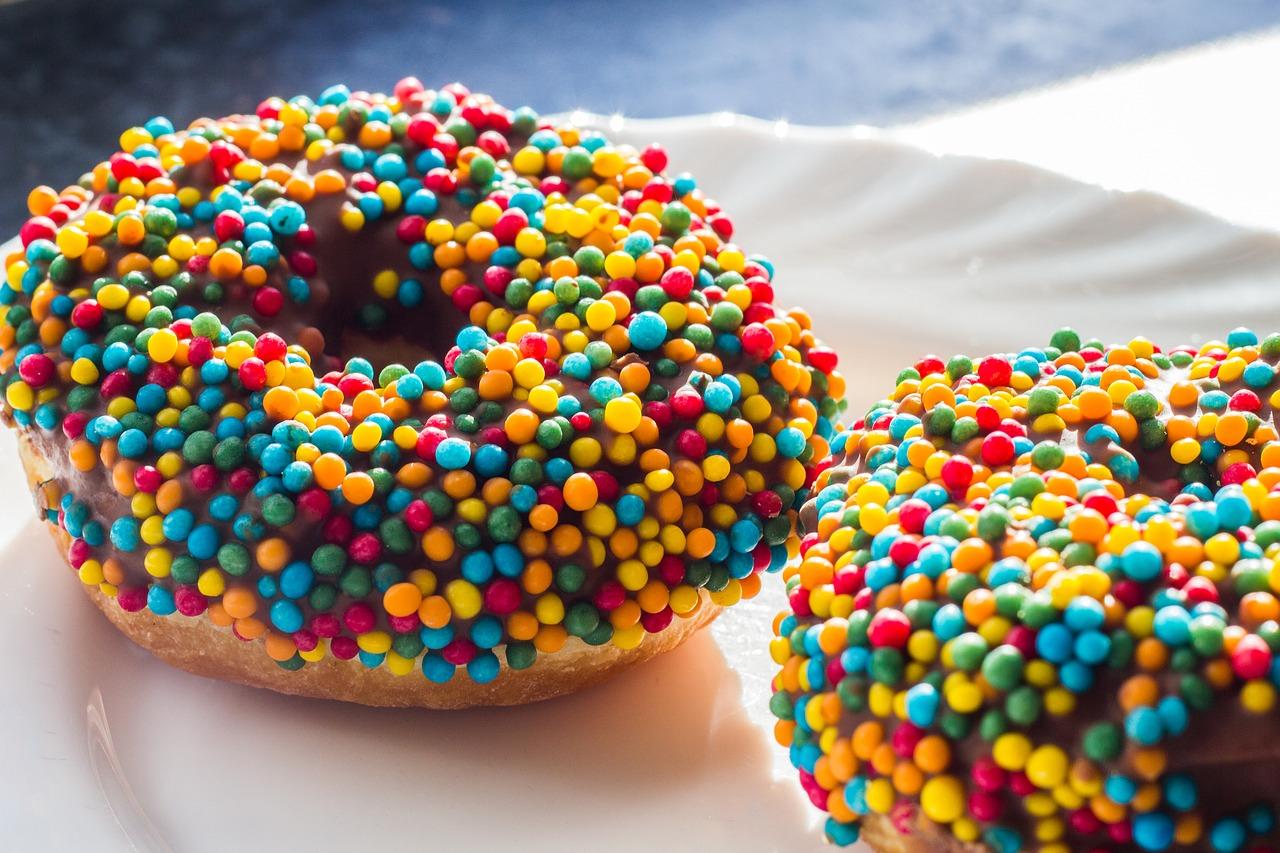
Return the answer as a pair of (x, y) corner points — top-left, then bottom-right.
(772, 329), (1280, 850)
(1, 79), (844, 708)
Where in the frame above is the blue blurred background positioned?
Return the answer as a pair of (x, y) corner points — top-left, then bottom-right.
(3, 0), (1279, 232)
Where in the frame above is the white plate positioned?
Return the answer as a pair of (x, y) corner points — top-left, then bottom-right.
(7, 114), (1280, 853)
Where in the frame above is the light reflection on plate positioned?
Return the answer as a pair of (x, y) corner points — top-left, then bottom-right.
(7, 114), (1280, 851)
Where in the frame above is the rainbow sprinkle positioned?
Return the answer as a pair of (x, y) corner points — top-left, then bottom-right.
(1, 79), (843, 684)
(773, 329), (1280, 852)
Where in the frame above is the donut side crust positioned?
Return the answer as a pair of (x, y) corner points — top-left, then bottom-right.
(17, 431), (720, 709)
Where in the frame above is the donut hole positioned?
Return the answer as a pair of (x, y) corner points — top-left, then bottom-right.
(1134, 472), (1186, 503)
(298, 268), (477, 372)
(335, 328), (444, 371)
(272, 205), (486, 373)
(1075, 431), (1189, 502)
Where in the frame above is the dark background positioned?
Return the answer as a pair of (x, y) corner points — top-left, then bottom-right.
(4, 0), (1279, 233)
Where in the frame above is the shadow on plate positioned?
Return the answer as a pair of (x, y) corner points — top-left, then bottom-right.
(12, 517), (823, 852)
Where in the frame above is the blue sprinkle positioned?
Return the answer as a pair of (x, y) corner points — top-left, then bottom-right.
(796, 741), (822, 772)
(824, 819), (860, 847)
(281, 458), (313, 491)
(984, 827), (1023, 853)
(470, 616), (503, 649)
(1085, 423), (1121, 445)
(422, 654), (456, 683)
(1162, 774), (1197, 811)
(344, 356), (374, 379)
(405, 189), (439, 216)
(492, 544), (524, 578)
(473, 444), (510, 478)
(729, 519), (762, 553)
(372, 153), (408, 182)
(1133, 813), (1174, 852)
(917, 544), (951, 579)
(460, 551), (495, 584)
(1210, 817), (1246, 853)
(840, 647), (869, 674)
(243, 221), (273, 244)
(435, 437), (472, 470)
(416, 147), (447, 171)
(270, 600), (305, 633)
(307, 425), (342, 454)
(905, 682), (940, 727)
(542, 458), (572, 485)
(1073, 630), (1111, 665)
(1156, 695), (1189, 736)
(628, 312), (667, 349)
(455, 326), (490, 352)
(1153, 606), (1191, 646)
(1247, 804), (1276, 835)
(1122, 541), (1164, 582)
(703, 381), (734, 413)
(394, 373), (424, 401)
(147, 586), (176, 616)
(932, 604), (965, 641)
(727, 550), (754, 579)
(208, 493), (240, 522)
(616, 493), (646, 526)
(1227, 327), (1259, 348)
(117, 429), (149, 458)
(1243, 360), (1275, 389)
(1064, 596), (1106, 631)
(1035, 623), (1073, 663)
(589, 376), (623, 404)
(509, 485), (537, 513)
(1215, 490), (1254, 528)
(186, 525), (219, 560)
(419, 625), (454, 650)
(776, 427), (807, 458)
(414, 360), (447, 390)
(287, 276), (311, 303)
(1125, 706), (1164, 745)
(144, 115), (174, 136)
(83, 521), (105, 547)
(560, 352), (591, 380)
(110, 517), (140, 551)
(864, 561), (898, 592)
(280, 562), (314, 599)
(161, 508), (195, 542)
(843, 777), (868, 814)
(397, 278), (424, 307)
(245, 241), (279, 267)
(1106, 774), (1136, 805)
(802, 625), (824, 659)
(1059, 660), (1094, 693)
(1184, 502), (1220, 538)
(466, 651), (501, 684)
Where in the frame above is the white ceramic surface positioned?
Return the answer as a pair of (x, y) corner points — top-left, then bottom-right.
(6, 115), (1280, 852)
(891, 29), (1280, 233)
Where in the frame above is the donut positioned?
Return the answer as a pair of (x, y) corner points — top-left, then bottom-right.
(771, 328), (1280, 851)
(1, 79), (845, 708)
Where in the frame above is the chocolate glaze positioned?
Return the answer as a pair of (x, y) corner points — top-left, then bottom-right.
(5, 92), (838, 675)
